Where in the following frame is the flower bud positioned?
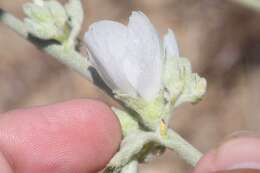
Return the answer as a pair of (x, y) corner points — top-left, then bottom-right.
(23, 0), (69, 42)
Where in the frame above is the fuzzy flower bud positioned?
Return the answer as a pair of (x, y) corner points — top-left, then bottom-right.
(163, 29), (206, 106)
(23, 0), (69, 42)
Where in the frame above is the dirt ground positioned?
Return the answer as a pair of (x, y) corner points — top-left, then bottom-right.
(1, 0), (260, 173)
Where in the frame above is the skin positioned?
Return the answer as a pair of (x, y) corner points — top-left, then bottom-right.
(0, 99), (122, 173)
(193, 137), (260, 173)
(0, 99), (260, 173)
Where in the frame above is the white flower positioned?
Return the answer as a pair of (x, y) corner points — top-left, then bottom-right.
(84, 11), (179, 100)
(163, 29), (179, 58)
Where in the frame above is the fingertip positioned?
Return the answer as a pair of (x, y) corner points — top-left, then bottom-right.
(69, 99), (123, 171)
(0, 99), (122, 173)
(192, 149), (217, 173)
(193, 137), (260, 173)
(43, 99), (123, 172)
(215, 137), (260, 170)
(0, 152), (13, 173)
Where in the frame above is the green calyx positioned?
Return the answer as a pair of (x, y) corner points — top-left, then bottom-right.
(115, 91), (171, 131)
(112, 107), (140, 136)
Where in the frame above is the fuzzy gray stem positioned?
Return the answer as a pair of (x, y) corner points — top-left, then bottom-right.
(231, 0), (260, 11)
(121, 160), (138, 173)
(159, 129), (202, 166)
(0, 9), (91, 80)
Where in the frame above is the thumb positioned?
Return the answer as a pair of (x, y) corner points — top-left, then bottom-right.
(0, 99), (122, 173)
(193, 135), (260, 173)
(0, 152), (12, 173)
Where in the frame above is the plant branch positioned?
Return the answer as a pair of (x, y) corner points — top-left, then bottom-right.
(231, 0), (260, 12)
(121, 160), (138, 173)
(0, 9), (91, 80)
(159, 129), (202, 166)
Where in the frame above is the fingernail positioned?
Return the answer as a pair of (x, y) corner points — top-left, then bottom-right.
(224, 131), (260, 141)
(214, 135), (260, 171)
(215, 169), (260, 173)
(218, 131), (260, 148)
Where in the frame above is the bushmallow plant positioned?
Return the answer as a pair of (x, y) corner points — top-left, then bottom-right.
(84, 11), (206, 172)
(0, 1), (206, 173)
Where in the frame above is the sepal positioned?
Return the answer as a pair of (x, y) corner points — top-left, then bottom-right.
(112, 107), (139, 136)
(65, 0), (84, 47)
(163, 57), (206, 106)
(175, 73), (207, 106)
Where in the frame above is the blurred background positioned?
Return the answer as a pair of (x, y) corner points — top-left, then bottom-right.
(1, 0), (260, 172)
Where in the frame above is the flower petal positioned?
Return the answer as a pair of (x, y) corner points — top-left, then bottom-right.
(163, 29), (179, 58)
(84, 21), (137, 96)
(126, 11), (162, 100)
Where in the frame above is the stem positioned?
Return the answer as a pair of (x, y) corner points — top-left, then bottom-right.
(0, 9), (91, 80)
(231, 0), (260, 11)
(159, 129), (202, 166)
(121, 160), (138, 173)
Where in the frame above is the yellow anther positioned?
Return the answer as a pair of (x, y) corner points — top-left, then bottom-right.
(160, 120), (167, 137)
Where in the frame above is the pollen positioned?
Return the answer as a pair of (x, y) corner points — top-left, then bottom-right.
(160, 119), (167, 137)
